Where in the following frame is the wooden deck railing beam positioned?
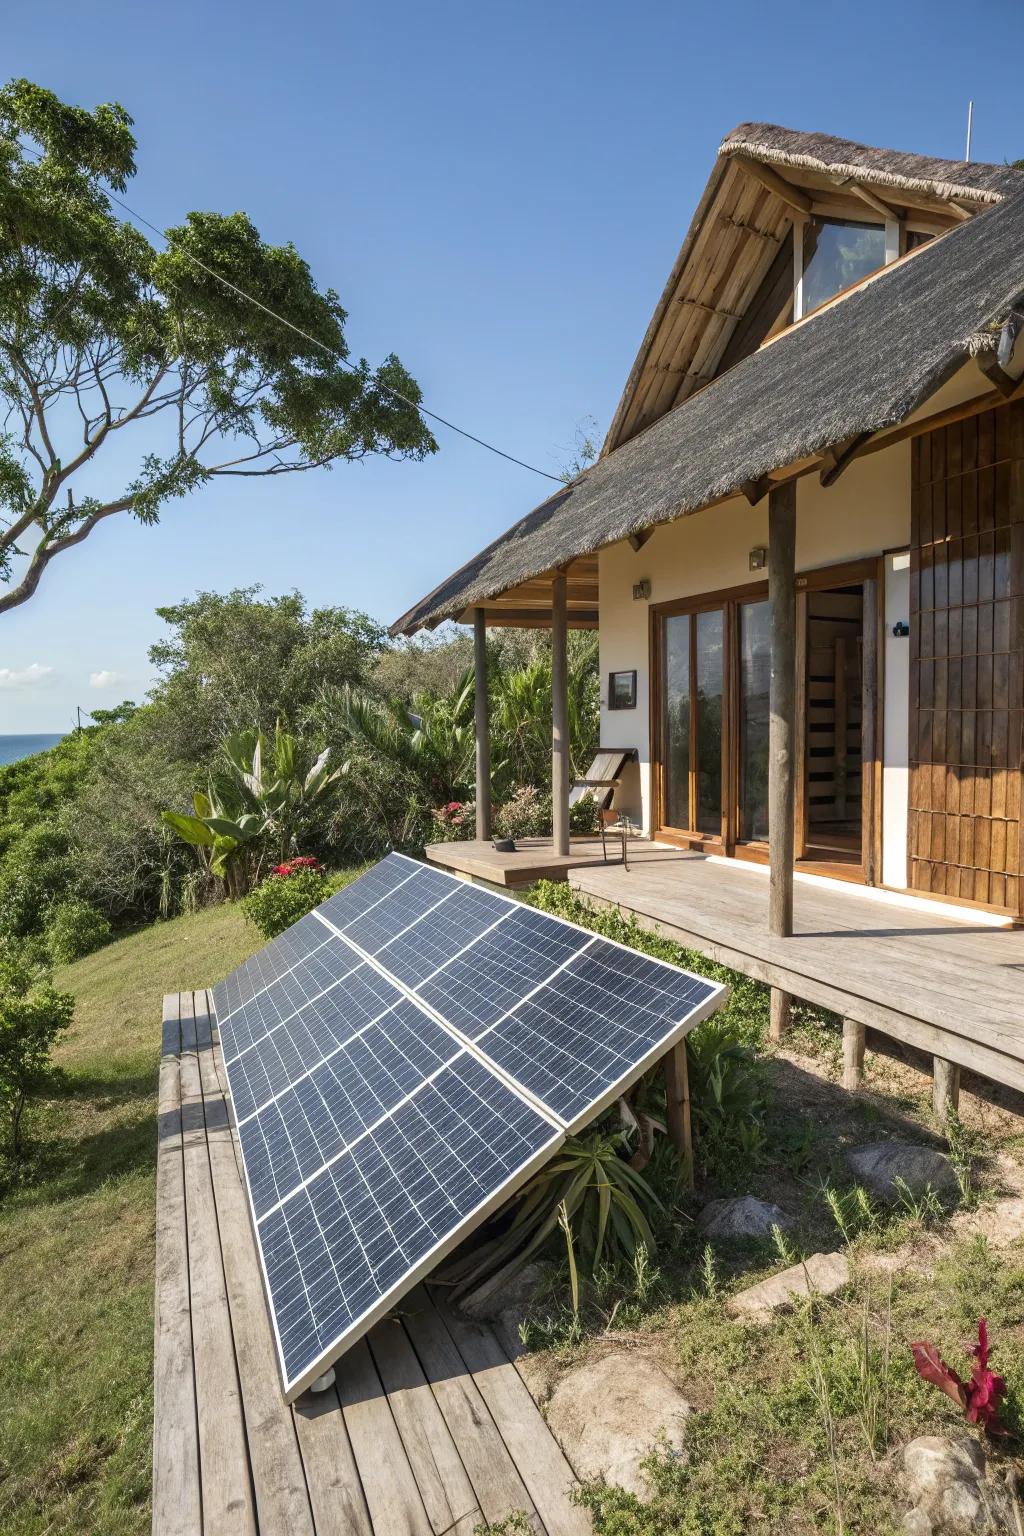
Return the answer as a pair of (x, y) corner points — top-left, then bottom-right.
(473, 608), (491, 842)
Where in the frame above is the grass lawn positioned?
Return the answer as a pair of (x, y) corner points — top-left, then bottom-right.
(0, 902), (263, 1536)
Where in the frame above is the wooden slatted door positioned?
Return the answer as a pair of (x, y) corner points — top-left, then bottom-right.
(909, 401), (1024, 914)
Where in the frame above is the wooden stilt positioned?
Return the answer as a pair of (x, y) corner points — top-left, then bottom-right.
(769, 987), (792, 1042)
(843, 1017), (866, 1089)
(932, 1056), (961, 1131)
(664, 1039), (694, 1191)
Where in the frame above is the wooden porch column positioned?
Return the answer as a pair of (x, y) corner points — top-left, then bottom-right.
(768, 481), (797, 1040)
(473, 608), (491, 842)
(664, 1039), (694, 1191)
(843, 1018), (866, 1090)
(551, 571), (570, 857)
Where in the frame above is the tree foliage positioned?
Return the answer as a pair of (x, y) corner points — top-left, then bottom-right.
(0, 948), (73, 1161)
(0, 78), (435, 613)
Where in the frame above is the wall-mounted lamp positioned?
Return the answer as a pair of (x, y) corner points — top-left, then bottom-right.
(749, 546), (767, 572)
(632, 579), (651, 601)
(892, 621), (910, 638)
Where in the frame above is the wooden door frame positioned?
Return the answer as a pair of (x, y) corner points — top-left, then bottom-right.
(649, 579), (766, 850)
(649, 560), (885, 882)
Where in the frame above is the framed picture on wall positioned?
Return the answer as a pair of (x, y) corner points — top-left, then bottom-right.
(608, 670), (637, 710)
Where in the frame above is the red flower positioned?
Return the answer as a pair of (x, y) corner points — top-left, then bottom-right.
(910, 1318), (1008, 1436)
(270, 856), (321, 879)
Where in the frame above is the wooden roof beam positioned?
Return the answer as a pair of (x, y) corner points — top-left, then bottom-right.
(819, 432), (872, 487)
(976, 348), (1020, 398)
(838, 178), (901, 221)
(737, 159), (812, 216)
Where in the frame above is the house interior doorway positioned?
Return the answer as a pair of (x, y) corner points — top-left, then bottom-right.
(800, 581), (865, 871)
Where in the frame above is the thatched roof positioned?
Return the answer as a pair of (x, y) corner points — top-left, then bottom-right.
(719, 122), (1022, 206)
(392, 187), (1024, 636)
(602, 123), (1024, 454)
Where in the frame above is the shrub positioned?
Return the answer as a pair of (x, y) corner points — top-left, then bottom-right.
(427, 800), (476, 843)
(569, 792), (598, 835)
(241, 860), (334, 939)
(494, 785), (551, 841)
(44, 899), (113, 965)
(0, 950), (74, 1160)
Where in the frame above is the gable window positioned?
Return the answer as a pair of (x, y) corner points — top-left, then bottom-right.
(798, 217), (887, 317)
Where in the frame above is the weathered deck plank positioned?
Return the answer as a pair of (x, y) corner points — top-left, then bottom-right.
(402, 1288), (543, 1532)
(178, 992), (257, 1535)
(571, 851), (1024, 1092)
(192, 994), (316, 1536)
(154, 992), (590, 1536)
(440, 1300), (592, 1536)
(152, 994), (201, 1536)
(366, 1315), (480, 1535)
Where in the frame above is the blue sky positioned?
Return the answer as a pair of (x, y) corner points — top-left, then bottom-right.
(2, 0), (1019, 730)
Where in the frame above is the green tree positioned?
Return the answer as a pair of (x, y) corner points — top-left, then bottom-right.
(0, 79), (435, 614)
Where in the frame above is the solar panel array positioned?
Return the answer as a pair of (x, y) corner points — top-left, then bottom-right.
(211, 852), (726, 1399)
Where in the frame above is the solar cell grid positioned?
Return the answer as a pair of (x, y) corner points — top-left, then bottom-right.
(212, 911), (331, 1027)
(217, 937), (366, 1061)
(336, 863), (456, 955)
(414, 902), (592, 1037)
(228, 959), (403, 1120)
(473, 938), (718, 1126)
(314, 851), (419, 931)
(238, 998), (463, 1219)
(257, 1051), (560, 1387)
(375, 881), (507, 988)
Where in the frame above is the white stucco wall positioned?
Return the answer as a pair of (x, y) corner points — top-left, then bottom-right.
(597, 362), (990, 881)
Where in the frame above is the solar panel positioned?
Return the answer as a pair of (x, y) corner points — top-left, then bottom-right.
(213, 851), (726, 1399)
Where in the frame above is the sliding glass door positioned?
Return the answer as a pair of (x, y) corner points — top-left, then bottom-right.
(657, 591), (769, 847)
(659, 604), (726, 841)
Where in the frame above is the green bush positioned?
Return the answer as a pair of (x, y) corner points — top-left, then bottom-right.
(494, 785), (551, 841)
(241, 863), (336, 940)
(569, 792), (598, 834)
(44, 899), (112, 965)
(0, 949), (74, 1161)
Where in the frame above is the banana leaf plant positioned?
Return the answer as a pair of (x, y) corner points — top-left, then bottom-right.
(162, 723), (342, 896)
(442, 1129), (663, 1307)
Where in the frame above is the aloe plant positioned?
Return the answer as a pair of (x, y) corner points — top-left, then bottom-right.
(444, 1129), (663, 1303)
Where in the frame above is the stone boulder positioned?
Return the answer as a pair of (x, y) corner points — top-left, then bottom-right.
(697, 1196), (792, 1240)
(459, 1262), (549, 1360)
(847, 1141), (958, 1203)
(726, 1251), (850, 1319)
(545, 1352), (689, 1496)
(902, 1435), (1018, 1534)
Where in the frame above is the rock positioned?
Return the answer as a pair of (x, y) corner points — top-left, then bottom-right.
(847, 1141), (958, 1203)
(697, 1196), (792, 1240)
(902, 1434), (1017, 1534)
(460, 1262), (548, 1321)
(726, 1251), (850, 1319)
(545, 1352), (689, 1496)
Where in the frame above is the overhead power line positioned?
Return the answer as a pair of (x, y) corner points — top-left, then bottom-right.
(18, 141), (562, 484)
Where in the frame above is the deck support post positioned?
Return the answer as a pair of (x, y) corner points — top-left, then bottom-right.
(932, 1056), (961, 1131)
(473, 608), (492, 842)
(552, 571), (570, 858)
(664, 1039), (694, 1191)
(767, 480), (797, 1038)
(843, 1017), (866, 1090)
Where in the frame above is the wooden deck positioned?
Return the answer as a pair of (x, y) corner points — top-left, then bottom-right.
(570, 849), (1024, 1096)
(153, 990), (591, 1536)
(425, 834), (633, 887)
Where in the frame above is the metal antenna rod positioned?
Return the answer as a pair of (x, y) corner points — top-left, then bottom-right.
(965, 100), (974, 162)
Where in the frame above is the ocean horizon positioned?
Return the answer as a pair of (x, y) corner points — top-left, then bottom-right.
(0, 733), (66, 766)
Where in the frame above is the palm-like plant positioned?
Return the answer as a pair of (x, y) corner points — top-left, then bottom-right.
(336, 675), (477, 807)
